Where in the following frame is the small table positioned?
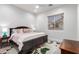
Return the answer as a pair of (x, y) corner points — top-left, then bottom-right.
(0, 37), (10, 48)
(60, 39), (79, 54)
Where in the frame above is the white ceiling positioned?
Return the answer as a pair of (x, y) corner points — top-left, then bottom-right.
(14, 4), (64, 14)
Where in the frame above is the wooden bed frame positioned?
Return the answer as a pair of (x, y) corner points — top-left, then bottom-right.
(9, 26), (48, 54)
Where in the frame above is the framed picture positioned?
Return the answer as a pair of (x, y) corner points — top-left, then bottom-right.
(48, 13), (64, 30)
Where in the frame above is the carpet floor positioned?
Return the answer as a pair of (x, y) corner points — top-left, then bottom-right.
(0, 42), (61, 54)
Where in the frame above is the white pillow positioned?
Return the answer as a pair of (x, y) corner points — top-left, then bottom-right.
(12, 29), (23, 34)
(23, 29), (33, 33)
(16, 29), (23, 33)
(12, 29), (16, 34)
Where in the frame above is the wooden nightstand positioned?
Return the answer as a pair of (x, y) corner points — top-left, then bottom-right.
(0, 36), (10, 48)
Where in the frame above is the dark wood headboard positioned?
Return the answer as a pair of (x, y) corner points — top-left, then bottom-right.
(9, 26), (30, 36)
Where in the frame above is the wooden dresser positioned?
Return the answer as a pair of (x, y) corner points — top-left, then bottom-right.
(60, 39), (79, 54)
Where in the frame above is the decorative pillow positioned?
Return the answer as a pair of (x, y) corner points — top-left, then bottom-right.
(23, 28), (32, 33)
(12, 29), (23, 34)
(16, 29), (23, 33)
(12, 29), (16, 34)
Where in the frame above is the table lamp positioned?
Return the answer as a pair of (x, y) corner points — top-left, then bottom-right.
(2, 27), (8, 38)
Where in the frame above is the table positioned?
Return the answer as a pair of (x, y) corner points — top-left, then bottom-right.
(60, 39), (79, 54)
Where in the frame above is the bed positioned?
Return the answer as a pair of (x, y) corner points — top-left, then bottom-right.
(9, 26), (48, 54)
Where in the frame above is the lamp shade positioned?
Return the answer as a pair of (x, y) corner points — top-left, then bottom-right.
(2, 27), (8, 32)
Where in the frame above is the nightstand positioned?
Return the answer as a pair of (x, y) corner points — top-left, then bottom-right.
(0, 36), (10, 48)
